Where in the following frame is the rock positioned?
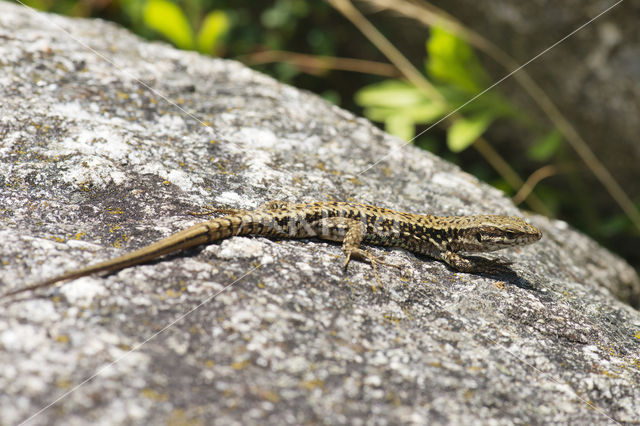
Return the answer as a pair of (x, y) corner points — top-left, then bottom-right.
(1, 3), (639, 425)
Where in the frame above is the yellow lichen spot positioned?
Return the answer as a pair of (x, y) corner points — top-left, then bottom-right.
(109, 225), (121, 233)
(163, 180), (170, 185)
(380, 166), (392, 177)
(257, 282), (265, 289)
(300, 379), (324, 390)
(635, 331), (640, 339)
(256, 389), (280, 403)
(315, 161), (327, 171)
(209, 138), (217, 144)
(204, 360), (215, 368)
(108, 209), (124, 215)
(166, 409), (204, 426)
(166, 289), (182, 298)
(463, 389), (475, 401)
(347, 176), (362, 185)
(56, 379), (72, 389)
(383, 314), (400, 324)
(55, 335), (70, 343)
(231, 359), (251, 370)
(112, 236), (128, 249)
(116, 91), (129, 99)
(53, 236), (65, 243)
(74, 232), (86, 240)
(140, 388), (168, 402)
(189, 325), (204, 335)
(428, 362), (441, 368)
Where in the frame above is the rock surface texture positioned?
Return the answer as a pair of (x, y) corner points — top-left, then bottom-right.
(1, 3), (639, 425)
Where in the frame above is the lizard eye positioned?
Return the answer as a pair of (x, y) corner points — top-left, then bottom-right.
(475, 233), (482, 243)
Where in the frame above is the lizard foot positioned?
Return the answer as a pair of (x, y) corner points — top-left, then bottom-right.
(343, 248), (401, 288)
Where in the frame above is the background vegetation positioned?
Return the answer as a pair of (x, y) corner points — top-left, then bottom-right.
(15, 0), (640, 271)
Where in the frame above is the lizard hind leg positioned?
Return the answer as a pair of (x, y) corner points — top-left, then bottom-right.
(258, 200), (294, 211)
(189, 206), (247, 216)
(191, 200), (294, 217)
(192, 200), (294, 217)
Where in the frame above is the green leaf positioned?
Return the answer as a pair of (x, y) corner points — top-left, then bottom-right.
(403, 101), (446, 123)
(385, 114), (415, 141)
(21, 0), (49, 11)
(362, 106), (397, 122)
(197, 10), (230, 55)
(357, 80), (448, 140)
(355, 80), (429, 108)
(143, 0), (194, 50)
(426, 27), (489, 94)
(447, 112), (495, 152)
(527, 129), (563, 161)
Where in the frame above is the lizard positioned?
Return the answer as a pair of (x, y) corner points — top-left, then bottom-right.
(1, 201), (542, 299)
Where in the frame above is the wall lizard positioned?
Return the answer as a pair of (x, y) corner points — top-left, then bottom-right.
(2, 201), (542, 299)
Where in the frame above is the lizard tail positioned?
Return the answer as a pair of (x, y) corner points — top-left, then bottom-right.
(1, 215), (249, 300)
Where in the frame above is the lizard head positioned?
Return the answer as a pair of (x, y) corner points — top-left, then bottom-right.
(459, 215), (542, 253)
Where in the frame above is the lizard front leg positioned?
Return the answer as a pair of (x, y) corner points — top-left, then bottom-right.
(312, 217), (399, 287)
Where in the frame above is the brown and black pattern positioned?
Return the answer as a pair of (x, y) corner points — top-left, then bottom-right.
(3, 201), (542, 298)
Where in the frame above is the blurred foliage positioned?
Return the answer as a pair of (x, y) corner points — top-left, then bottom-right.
(141, 0), (229, 53)
(425, 26), (489, 94)
(355, 80), (446, 141)
(354, 28), (515, 153)
(12, 0), (639, 268)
